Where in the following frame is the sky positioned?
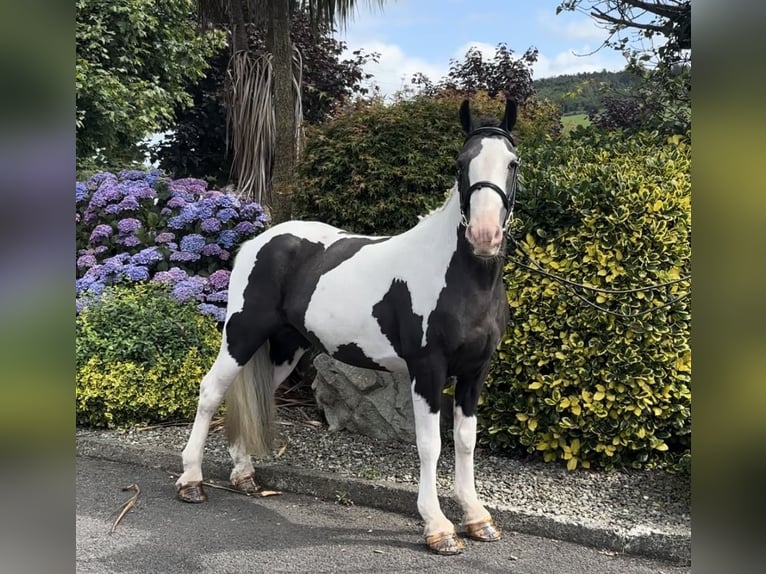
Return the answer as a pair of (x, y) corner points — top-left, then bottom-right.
(334, 0), (631, 98)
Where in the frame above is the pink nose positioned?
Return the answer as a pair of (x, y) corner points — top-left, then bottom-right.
(466, 224), (503, 254)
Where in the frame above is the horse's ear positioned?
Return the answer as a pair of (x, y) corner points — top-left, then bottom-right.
(460, 99), (472, 134)
(501, 98), (517, 132)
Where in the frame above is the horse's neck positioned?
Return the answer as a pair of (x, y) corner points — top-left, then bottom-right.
(403, 185), (462, 243)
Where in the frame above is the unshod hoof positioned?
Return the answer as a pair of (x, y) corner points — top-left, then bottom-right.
(425, 531), (465, 555)
(463, 517), (502, 542)
(177, 482), (207, 503)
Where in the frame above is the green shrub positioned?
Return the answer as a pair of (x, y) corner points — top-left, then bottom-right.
(292, 91), (561, 235)
(76, 282), (220, 427)
(484, 130), (691, 471)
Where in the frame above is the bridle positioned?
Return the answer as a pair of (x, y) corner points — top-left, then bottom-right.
(458, 126), (520, 229)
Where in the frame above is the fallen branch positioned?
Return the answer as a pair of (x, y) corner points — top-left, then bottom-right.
(166, 473), (281, 498)
(110, 483), (140, 534)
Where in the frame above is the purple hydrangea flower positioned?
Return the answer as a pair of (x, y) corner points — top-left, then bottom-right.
(116, 195), (140, 212)
(234, 221), (258, 236)
(94, 245), (108, 255)
(240, 202), (266, 220)
(179, 233), (206, 254)
(153, 267), (189, 284)
(77, 254), (97, 269)
(167, 196), (187, 209)
(217, 229), (239, 249)
(121, 236), (141, 247)
(117, 218), (141, 234)
(89, 224), (113, 243)
(200, 218), (221, 233)
(208, 269), (230, 290)
(155, 232), (175, 244)
(201, 243), (223, 257)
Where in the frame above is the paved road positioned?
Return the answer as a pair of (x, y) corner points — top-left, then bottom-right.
(76, 456), (689, 573)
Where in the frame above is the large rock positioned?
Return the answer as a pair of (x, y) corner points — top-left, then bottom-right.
(311, 354), (415, 443)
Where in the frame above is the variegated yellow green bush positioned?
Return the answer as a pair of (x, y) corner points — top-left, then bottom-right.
(483, 130), (690, 470)
(76, 282), (220, 427)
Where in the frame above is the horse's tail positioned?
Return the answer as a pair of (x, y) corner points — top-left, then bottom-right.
(224, 342), (274, 457)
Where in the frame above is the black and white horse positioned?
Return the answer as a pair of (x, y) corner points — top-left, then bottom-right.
(176, 98), (520, 555)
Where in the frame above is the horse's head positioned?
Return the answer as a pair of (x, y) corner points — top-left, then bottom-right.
(457, 98), (519, 258)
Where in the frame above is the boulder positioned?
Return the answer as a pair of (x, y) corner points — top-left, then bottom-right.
(311, 354), (415, 443)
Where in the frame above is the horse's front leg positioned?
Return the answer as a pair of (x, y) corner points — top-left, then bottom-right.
(409, 358), (464, 555)
(452, 367), (501, 542)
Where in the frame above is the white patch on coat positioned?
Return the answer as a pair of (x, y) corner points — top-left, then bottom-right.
(303, 189), (462, 371)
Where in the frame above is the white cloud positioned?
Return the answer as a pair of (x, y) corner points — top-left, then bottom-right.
(537, 12), (609, 44)
(342, 40), (446, 99)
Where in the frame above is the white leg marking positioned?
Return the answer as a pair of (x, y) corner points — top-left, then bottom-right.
(228, 438), (255, 483)
(176, 351), (241, 487)
(411, 381), (454, 536)
(271, 348), (307, 391)
(453, 405), (490, 524)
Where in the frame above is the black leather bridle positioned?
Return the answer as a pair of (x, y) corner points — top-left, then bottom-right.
(458, 126), (519, 228)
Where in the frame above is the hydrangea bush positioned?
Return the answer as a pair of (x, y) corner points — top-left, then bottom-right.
(76, 169), (268, 321)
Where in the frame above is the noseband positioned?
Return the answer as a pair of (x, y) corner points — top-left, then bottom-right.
(458, 126), (519, 229)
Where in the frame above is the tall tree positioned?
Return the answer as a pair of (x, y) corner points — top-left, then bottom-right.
(198, 0), (386, 222)
(76, 0), (225, 166)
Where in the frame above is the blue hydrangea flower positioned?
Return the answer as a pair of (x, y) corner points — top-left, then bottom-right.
(180, 234), (206, 254)
(76, 182), (87, 203)
(130, 247), (164, 266)
(122, 265), (149, 282)
(216, 207), (238, 223)
(205, 289), (228, 303)
(171, 276), (207, 302)
(167, 196), (187, 209)
(217, 229), (239, 249)
(119, 169), (146, 181)
(167, 216), (186, 230)
(198, 303), (226, 322)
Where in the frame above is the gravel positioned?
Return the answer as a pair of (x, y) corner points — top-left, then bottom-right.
(76, 406), (690, 540)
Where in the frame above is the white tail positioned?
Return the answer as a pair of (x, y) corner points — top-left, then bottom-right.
(224, 342), (275, 456)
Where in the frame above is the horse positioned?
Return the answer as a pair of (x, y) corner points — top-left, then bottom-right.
(176, 97), (520, 555)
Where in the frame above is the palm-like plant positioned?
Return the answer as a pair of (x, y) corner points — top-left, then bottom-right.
(197, 0), (387, 222)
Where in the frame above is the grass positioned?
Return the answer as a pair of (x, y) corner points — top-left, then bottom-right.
(561, 113), (591, 136)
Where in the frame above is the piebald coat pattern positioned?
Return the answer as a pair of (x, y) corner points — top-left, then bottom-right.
(176, 98), (520, 556)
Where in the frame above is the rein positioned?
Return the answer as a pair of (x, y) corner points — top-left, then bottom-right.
(459, 126), (519, 228)
(505, 232), (691, 319)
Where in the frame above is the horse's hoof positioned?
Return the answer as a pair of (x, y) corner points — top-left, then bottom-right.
(231, 473), (261, 494)
(177, 482), (207, 503)
(463, 518), (502, 542)
(425, 531), (465, 555)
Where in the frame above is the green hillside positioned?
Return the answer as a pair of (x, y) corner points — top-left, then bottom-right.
(533, 69), (643, 116)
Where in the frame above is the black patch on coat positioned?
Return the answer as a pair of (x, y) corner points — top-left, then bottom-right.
(269, 324), (310, 366)
(406, 228), (510, 414)
(225, 232), (388, 366)
(332, 343), (382, 371)
(372, 279), (424, 359)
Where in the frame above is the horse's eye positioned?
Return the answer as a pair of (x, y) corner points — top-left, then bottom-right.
(508, 160), (519, 170)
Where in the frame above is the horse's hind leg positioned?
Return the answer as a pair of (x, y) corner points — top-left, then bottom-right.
(226, 325), (310, 492)
(176, 347), (243, 502)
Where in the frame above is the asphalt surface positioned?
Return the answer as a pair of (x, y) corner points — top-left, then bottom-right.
(77, 456), (689, 574)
